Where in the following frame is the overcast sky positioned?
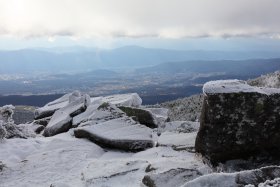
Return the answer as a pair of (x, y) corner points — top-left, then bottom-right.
(0, 0), (279, 50)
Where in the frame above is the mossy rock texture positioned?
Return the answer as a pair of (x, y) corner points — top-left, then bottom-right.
(196, 92), (280, 164)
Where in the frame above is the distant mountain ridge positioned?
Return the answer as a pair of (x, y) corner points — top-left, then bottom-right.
(135, 58), (280, 76)
(1, 46), (280, 74)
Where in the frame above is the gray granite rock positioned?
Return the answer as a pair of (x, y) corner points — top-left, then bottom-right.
(195, 80), (280, 164)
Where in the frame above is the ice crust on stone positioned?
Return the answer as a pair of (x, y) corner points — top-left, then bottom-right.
(203, 79), (280, 95)
(74, 118), (155, 151)
(43, 93), (90, 137)
(102, 93), (142, 107)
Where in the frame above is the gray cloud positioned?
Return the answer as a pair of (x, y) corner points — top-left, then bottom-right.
(0, 0), (280, 39)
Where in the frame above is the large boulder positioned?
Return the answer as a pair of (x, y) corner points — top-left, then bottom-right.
(43, 94), (90, 137)
(74, 117), (155, 152)
(196, 80), (280, 164)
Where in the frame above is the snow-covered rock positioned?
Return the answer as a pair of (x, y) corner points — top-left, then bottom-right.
(145, 107), (169, 126)
(0, 121), (7, 140)
(118, 106), (158, 128)
(203, 79), (280, 95)
(0, 105), (31, 139)
(0, 133), (105, 187)
(43, 94), (90, 137)
(102, 93), (142, 107)
(142, 168), (202, 187)
(34, 93), (71, 120)
(160, 121), (199, 133)
(196, 80), (280, 164)
(74, 117), (155, 152)
(33, 116), (52, 127)
(182, 166), (280, 187)
(74, 102), (125, 127)
(158, 131), (197, 151)
(81, 160), (149, 187)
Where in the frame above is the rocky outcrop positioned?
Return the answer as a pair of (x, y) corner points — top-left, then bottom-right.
(74, 117), (155, 152)
(73, 102), (125, 127)
(195, 80), (280, 164)
(34, 93), (71, 120)
(0, 105), (29, 139)
(43, 93), (90, 137)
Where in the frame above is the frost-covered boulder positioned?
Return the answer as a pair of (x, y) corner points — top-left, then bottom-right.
(0, 121), (6, 140)
(34, 93), (71, 120)
(74, 117), (155, 152)
(43, 94), (90, 137)
(143, 168), (203, 187)
(196, 80), (280, 164)
(0, 105), (30, 139)
(145, 108), (169, 123)
(102, 93), (142, 107)
(182, 166), (280, 187)
(118, 106), (158, 128)
(73, 102), (125, 127)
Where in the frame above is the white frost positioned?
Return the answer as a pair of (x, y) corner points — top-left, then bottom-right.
(203, 79), (280, 95)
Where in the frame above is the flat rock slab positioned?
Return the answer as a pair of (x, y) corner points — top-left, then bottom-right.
(73, 102), (124, 127)
(196, 80), (280, 164)
(74, 118), (155, 152)
(102, 93), (142, 107)
(43, 94), (90, 137)
(182, 166), (280, 187)
(82, 160), (148, 187)
(34, 94), (70, 120)
(143, 168), (202, 187)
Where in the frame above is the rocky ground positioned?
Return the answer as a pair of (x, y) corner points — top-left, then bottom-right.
(1, 78), (280, 187)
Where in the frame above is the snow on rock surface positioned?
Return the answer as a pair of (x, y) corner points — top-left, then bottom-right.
(0, 105), (32, 139)
(43, 93), (90, 137)
(118, 106), (158, 128)
(158, 131), (197, 150)
(160, 121), (199, 133)
(145, 107), (169, 126)
(203, 79), (280, 95)
(74, 117), (155, 152)
(34, 93), (71, 120)
(197, 80), (280, 164)
(102, 93), (142, 107)
(181, 166), (280, 187)
(0, 133), (105, 187)
(74, 102), (125, 127)
(6, 90), (280, 186)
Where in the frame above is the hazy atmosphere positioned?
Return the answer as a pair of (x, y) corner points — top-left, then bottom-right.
(1, 1), (280, 187)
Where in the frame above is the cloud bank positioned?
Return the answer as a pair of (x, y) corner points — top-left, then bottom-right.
(0, 0), (279, 39)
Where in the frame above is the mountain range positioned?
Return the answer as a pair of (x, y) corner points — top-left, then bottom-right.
(1, 46), (280, 74)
